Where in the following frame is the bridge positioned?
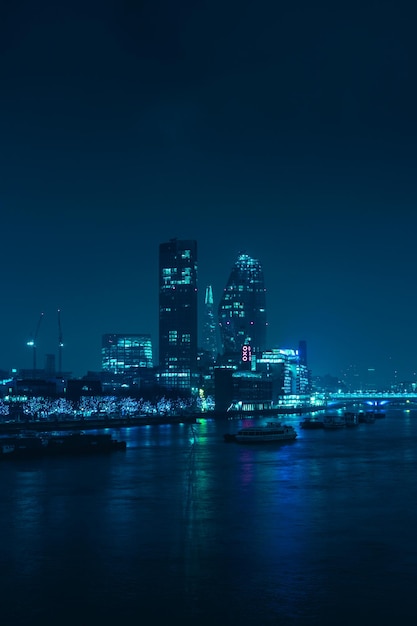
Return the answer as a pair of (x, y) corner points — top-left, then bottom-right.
(325, 392), (417, 408)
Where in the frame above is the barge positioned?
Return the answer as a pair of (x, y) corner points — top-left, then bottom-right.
(0, 432), (126, 460)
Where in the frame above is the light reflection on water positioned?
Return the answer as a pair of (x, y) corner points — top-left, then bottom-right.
(1, 411), (417, 624)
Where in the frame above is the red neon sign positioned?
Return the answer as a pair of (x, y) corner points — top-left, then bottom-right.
(242, 345), (252, 362)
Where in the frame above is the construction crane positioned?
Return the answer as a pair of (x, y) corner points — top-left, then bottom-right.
(27, 312), (44, 377)
(58, 309), (63, 375)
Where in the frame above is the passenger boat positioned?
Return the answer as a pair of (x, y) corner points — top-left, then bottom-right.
(224, 421), (298, 443)
(0, 432), (126, 460)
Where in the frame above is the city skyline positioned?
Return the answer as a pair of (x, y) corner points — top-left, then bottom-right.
(1, 0), (416, 387)
(0, 242), (412, 390)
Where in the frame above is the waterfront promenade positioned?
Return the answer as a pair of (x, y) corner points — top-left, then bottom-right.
(0, 404), (324, 434)
(5, 392), (411, 434)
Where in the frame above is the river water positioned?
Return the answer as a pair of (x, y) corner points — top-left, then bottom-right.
(1, 407), (416, 625)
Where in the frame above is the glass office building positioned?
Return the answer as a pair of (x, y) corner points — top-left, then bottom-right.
(218, 253), (267, 362)
(101, 334), (153, 375)
(159, 239), (198, 394)
(257, 348), (309, 394)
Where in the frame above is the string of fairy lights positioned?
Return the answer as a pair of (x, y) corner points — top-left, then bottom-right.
(0, 394), (215, 419)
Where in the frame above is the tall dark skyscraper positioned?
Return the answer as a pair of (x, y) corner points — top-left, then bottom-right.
(158, 239), (198, 394)
(202, 285), (218, 362)
(218, 253), (267, 362)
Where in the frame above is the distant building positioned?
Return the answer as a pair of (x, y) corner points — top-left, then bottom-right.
(202, 285), (218, 362)
(101, 334), (153, 375)
(66, 377), (102, 401)
(45, 354), (56, 377)
(158, 238), (198, 395)
(100, 333), (154, 392)
(257, 347), (311, 399)
(214, 366), (273, 412)
(214, 365), (237, 412)
(18, 352), (70, 396)
(218, 253), (267, 365)
(214, 345), (311, 412)
(298, 340), (307, 366)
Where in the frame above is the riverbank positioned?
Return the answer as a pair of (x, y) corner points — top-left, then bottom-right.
(0, 414), (198, 434)
(0, 404), (327, 434)
(207, 405), (326, 418)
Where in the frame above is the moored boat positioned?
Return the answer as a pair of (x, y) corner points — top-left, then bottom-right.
(357, 411), (376, 423)
(224, 421), (298, 443)
(0, 432), (126, 460)
(299, 417), (324, 429)
(344, 411), (359, 426)
(322, 415), (346, 429)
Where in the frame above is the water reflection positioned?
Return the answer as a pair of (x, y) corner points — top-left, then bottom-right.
(1, 409), (417, 624)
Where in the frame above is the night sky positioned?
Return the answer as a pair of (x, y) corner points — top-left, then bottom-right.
(1, 0), (416, 387)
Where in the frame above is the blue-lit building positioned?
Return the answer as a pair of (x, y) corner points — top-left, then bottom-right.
(101, 334), (153, 374)
(218, 253), (267, 365)
(101, 334), (155, 393)
(214, 344), (311, 412)
(257, 347), (310, 398)
(158, 238), (198, 395)
(214, 366), (273, 412)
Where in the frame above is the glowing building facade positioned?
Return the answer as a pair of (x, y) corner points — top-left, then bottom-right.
(101, 334), (153, 374)
(257, 347), (310, 398)
(158, 239), (198, 394)
(215, 346), (311, 412)
(218, 253), (267, 363)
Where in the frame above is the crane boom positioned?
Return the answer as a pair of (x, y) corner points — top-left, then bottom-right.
(58, 309), (63, 374)
(34, 312), (44, 341)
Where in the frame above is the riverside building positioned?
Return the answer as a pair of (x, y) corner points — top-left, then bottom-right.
(101, 334), (154, 392)
(101, 334), (153, 374)
(214, 346), (311, 412)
